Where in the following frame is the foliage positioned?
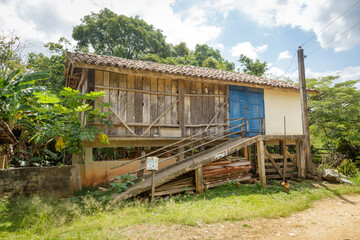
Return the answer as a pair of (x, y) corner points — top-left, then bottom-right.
(27, 37), (71, 92)
(72, 8), (172, 59)
(1, 181), (359, 238)
(0, 70), (47, 129)
(0, 31), (27, 78)
(173, 42), (189, 57)
(238, 54), (268, 76)
(31, 87), (111, 154)
(307, 76), (360, 160)
(338, 159), (358, 177)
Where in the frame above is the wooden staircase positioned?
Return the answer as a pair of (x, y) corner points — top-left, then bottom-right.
(114, 135), (261, 201)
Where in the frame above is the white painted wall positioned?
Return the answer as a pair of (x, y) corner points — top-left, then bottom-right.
(264, 89), (303, 135)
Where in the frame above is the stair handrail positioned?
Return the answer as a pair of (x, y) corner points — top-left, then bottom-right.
(110, 118), (244, 171)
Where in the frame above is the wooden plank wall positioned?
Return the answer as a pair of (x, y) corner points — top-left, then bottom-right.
(92, 70), (227, 138)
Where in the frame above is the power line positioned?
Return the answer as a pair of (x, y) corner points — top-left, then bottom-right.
(300, 0), (360, 47)
(279, 50), (297, 78)
(307, 21), (360, 57)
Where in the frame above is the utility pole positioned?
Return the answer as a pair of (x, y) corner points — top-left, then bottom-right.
(297, 46), (313, 175)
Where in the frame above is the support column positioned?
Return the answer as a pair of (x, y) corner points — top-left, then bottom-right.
(195, 167), (204, 193)
(137, 151), (146, 179)
(257, 140), (266, 185)
(72, 153), (82, 190)
(84, 148), (93, 186)
(281, 140), (287, 180)
(296, 140), (306, 178)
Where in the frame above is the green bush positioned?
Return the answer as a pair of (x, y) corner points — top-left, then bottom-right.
(338, 159), (358, 176)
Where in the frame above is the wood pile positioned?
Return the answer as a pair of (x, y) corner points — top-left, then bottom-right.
(203, 156), (253, 189)
(154, 172), (195, 196)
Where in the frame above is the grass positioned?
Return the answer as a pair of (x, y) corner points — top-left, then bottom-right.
(0, 180), (359, 239)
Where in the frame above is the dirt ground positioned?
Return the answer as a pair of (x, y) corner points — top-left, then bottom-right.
(121, 194), (360, 240)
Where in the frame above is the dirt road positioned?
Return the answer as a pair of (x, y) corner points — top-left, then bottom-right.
(121, 194), (360, 239)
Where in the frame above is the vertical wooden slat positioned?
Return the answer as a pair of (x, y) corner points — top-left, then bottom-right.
(178, 80), (185, 137)
(202, 83), (209, 124)
(150, 77), (158, 136)
(171, 80), (178, 125)
(109, 72), (118, 136)
(103, 72), (110, 135)
(195, 167), (204, 193)
(143, 77), (151, 136)
(184, 80), (191, 136)
(297, 140), (306, 178)
(218, 85), (225, 133)
(94, 70), (103, 132)
(208, 84), (215, 135)
(282, 140), (287, 180)
(224, 85), (229, 129)
(164, 79), (172, 125)
(134, 75), (143, 135)
(118, 74), (127, 135)
(157, 78), (165, 128)
(126, 74), (135, 135)
(257, 140), (266, 185)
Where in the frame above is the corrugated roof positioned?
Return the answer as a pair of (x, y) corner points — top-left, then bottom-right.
(0, 119), (17, 145)
(67, 52), (306, 91)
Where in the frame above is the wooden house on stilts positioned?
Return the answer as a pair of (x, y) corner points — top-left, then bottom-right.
(65, 52), (316, 199)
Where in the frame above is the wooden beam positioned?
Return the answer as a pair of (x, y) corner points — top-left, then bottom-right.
(76, 68), (87, 90)
(264, 149), (284, 179)
(178, 79), (185, 137)
(282, 140), (287, 180)
(204, 101), (228, 132)
(257, 140), (266, 185)
(195, 167), (204, 194)
(72, 62), (318, 94)
(296, 140), (306, 178)
(142, 99), (179, 136)
(98, 98), (137, 136)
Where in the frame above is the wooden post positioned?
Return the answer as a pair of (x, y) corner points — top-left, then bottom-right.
(178, 79), (185, 137)
(178, 146), (185, 162)
(298, 47), (313, 174)
(0, 155), (7, 169)
(282, 140), (287, 180)
(195, 167), (204, 193)
(257, 140), (266, 185)
(296, 140), (306, 178)
(151, 170), (156, 205)
(72, 153), (82, 190)
(84, 148), (93, 186)
(137, 151), (146, 179)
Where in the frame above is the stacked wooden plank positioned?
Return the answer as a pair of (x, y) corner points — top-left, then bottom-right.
(203, 156), (253, 189)
(154, 172), (195, 196)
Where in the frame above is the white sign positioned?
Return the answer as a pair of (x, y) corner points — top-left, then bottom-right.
(146, 157), (159, 171)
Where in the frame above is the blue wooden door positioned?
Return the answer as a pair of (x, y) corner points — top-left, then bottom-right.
(229, 86), (265, 136)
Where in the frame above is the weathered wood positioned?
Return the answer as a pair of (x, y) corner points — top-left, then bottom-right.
(178, 79), (185, 136)
(184, 80), (191, 136)
(126, 74), (135, 134)
(95, 85), (178, 96)
(137, 151), (146, 179)
(151, 170), (156, 204)
(178, 146), (185, 162)
(171, 80), (178, 125)
(76, 68), (87, 90)
(297, 140), (306, 178)
(204, 101), (228, 133)
(103, 72), (110, 134)
(142, 99), (179, 136)
(150, 77), (158, 136)
(134, 75), (143, 135)
(195, 167), (204, 194)
(202, 83), (209, 124)
(264, 148), (284, 179)
(118, 73), (127, 135)
(99, 98), (136, 136)
(282, 140), (287, 180)
(286, 150), (297, 167)
(0, 155), (7, 169)
(298, 47), (312, 174)
(257, 140), (266, 185)
(74, 63), (315, 93)
(164, 79), (172, 125)
(157, 78), (165, 126)
(109, 72), (118, 135)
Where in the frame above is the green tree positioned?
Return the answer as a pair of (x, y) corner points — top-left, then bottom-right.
(27, 37), (71, 92)
(307, 76), (360, 160)
(0, 31), (27, 78)
(72, 8), (171, 59)
(238, 54), (268, 76)
(173, 42), (189, 57)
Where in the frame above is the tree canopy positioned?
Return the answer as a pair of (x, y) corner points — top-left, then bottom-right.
(307, 76), (360, 160)
(238, 54), (268, 76)
(72, 8), (172, 59)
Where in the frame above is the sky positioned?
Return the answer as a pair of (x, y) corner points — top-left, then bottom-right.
(1, 0), (360, 86)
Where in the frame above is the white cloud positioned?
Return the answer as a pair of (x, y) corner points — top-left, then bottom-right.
(305, 66), (360, 82)
(207, 0), (360, 51)
(231, 41), (268, 59)
(0, 0), (222, 50)
(266, 66), (285, 77)
(278, 50), (291, 60)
